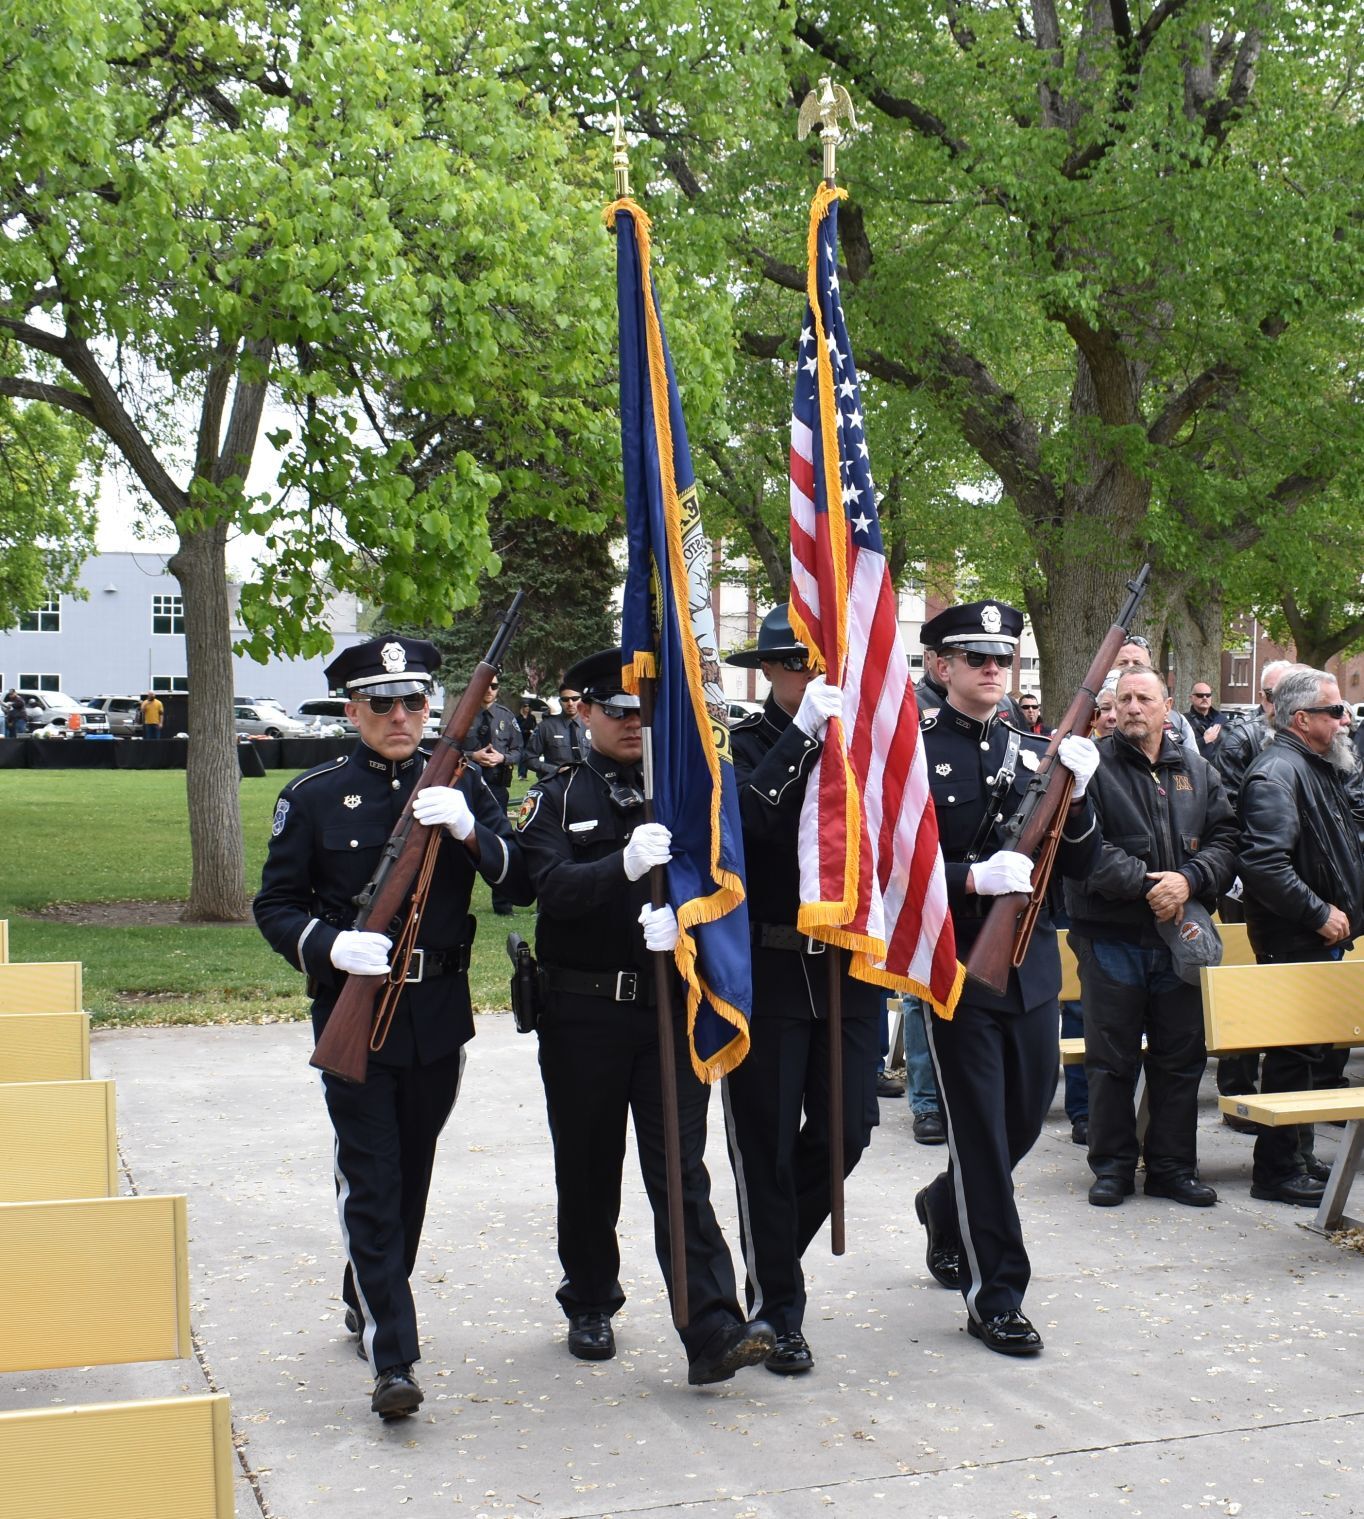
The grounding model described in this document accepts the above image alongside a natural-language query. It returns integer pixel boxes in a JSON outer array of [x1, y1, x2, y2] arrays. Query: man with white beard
[[1236, 666, 1364, 1206]]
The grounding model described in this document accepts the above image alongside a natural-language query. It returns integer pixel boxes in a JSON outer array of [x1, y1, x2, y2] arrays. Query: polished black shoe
[[765, 1330, 814, 1375], [1303, 1155, 1332, 1183], [1070, 1118, 1089, 1146], [1222, 1111, 1260, 1135], [1088, 1175, 1135, 1207], [371, 1364, 423, 1420], [876, 1071, 906, 1098], [344, 1305, 363, 1336], [566, 1311, 615, 1361], [913, 1111, 947, 1146], [1145, 1174, 1217, 1207], [914, 1186, 961, 1290], [687, 1318, 776, 1385], [1251, 1173, 1326, 1206], [967, 1309, 1043, 1356]]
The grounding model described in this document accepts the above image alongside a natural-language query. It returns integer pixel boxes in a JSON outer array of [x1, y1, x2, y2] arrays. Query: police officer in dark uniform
[[464, 674, 524, 914], [524, 680, 585, 778], [721, 605, 882, 1376], [254, 636, 529, 1419], [514, 648, 775, 1386], [913, 601, 1100, 1355]]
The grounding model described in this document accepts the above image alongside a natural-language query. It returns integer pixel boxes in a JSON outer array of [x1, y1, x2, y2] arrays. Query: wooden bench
[[0, 1010, 91, 1082], [0, 1079, 118, 1201], [0, 959, 83, 1012], [0, 1394, 235, 1519], [1202, 959, 1364, 1232], [0, 917, 8, 963], [0, 1195, 191, 1372]]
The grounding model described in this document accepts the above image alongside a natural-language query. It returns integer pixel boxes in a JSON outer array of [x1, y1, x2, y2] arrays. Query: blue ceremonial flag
[[607, 196, 751, 1081]]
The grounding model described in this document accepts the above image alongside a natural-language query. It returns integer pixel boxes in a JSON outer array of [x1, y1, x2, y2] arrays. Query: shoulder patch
[[271, 797, 290, 837], [515, 790, 543, 831]]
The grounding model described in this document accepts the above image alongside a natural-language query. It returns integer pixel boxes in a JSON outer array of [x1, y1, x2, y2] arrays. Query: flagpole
[[612, 107, 690, 1330], [798, 75, 858, 1258]]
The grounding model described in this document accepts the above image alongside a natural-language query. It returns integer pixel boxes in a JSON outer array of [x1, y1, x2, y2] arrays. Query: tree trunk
[[170, 518, 249, 921], [1162, 579, 1225, 708]]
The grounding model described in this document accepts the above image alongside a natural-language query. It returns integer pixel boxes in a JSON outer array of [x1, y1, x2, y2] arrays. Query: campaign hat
[[725, 604, 809, 669]]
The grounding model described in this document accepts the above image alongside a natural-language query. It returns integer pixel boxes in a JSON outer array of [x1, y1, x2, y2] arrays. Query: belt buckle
[[615, 970, 638, 1002], [804, 935, 826, 955], [405, 948, 425, 984]]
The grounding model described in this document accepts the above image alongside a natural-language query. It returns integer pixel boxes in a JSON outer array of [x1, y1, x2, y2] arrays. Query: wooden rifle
[[310, 592, 526, 1082], [964, 565, 1150, 996]]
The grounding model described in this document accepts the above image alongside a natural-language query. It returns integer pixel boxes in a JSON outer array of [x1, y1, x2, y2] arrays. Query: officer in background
[[254, 636, 528, 1420], [464, 673, 524, 914], [913, 601, 1100, 1356], [721, 605, 881, 1376], [524, 679, 585, 778], [515, 648, 775, 1386]]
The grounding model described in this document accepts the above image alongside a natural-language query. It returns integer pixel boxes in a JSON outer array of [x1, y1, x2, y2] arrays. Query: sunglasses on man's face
[[773, 653, 813, 673], [594, 701, 639, 721], [357, 693, 427, 715], [1301, 703, 1347, 719], [956, 650, 1014, 670], [1124, 635, 1151, 650]]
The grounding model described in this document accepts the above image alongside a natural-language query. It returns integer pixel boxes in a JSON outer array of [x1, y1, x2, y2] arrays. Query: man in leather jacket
[[1237, 666, 1364, 1206], [1064, 669, 1238, 1209]]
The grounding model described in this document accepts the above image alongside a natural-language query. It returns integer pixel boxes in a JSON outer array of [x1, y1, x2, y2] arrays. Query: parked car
[[233, 702, 311, 738], [726, 698, 764, 724], [83, 695, 145, 736], [18, 691, 112, 734], [294, 697, 358, 734]]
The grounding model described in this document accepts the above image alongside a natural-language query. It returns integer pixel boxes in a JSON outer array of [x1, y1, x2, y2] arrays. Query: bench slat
[[0, 1010, 91, 1082], [0, 1079, 117, 1201], [0, 960, 83, 1012], [1201, 960, 1364, 1050], [1220, 1089, 1364, 1126]]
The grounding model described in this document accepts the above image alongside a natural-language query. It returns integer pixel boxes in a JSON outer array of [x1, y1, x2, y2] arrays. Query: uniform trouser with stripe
[[537, 993, 744, 1359], [323, 1049, 464, 1373], [922, 995, 1057, 1322], [722, 1010, 881, 1336]]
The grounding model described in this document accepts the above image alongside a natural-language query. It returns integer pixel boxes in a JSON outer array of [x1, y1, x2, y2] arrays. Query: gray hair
[[1272, 667, 1333, 732], [1115, 666, 1169, 700]]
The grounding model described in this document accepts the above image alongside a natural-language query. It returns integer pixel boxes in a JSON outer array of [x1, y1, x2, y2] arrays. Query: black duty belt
[[542, 966, 657, 1005], [751, 923, 827, 954], [390, 945, 470, 984]]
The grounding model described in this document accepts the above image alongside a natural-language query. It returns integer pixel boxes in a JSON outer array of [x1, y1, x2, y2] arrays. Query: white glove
[[622, 822, 673, 882], [638, 903, 679, 953], [412, 784, 475, 841], [1056, 734, 1100, 798], [329, 930, 392, 976], [793, 676, 842, 740], [970, 850, 1035, 897]]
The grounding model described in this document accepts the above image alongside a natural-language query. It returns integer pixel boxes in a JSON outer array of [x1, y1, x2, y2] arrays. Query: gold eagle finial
[[797, 77, 859, 184]]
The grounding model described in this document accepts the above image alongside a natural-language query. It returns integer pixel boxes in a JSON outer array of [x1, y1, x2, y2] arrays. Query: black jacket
[[1064, 730, 1239, 946], [1238, 731, 1364, 957], [1212, 710, 1271, 810]]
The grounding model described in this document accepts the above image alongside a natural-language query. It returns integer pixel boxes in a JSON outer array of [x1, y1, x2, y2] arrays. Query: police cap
[[725, 604, 809, 669], [562, 648, 640, 710], [919, 600, 1023, 657], [324, 636, 441, 698]]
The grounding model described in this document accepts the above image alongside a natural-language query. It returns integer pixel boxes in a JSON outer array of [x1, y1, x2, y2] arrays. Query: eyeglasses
[[774, 653, 813, 673], [488, 682, 499, 690], [593, 701, 639, 721], [1300, 703, 1347, 718], [954, 650, 1014, 670], [356, 693, 427, 715], [1124, 635, 1151, 650]]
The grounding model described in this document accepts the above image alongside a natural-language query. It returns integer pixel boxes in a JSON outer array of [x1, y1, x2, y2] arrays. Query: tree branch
[[0, 375, 97, 424]]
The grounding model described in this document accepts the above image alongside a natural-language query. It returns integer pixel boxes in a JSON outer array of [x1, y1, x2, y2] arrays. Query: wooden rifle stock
[[964, 565, 1150, 996], [310, 593, 526, 1082]]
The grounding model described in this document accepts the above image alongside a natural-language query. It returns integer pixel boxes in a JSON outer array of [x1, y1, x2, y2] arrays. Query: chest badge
[[1020, 749, 1040, 772], [934, 762, 952, 777], [343, 794, 362, 809]]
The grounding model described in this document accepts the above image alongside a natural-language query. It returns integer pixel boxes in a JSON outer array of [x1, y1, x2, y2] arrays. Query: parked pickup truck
[[18, 691, 112, 734]]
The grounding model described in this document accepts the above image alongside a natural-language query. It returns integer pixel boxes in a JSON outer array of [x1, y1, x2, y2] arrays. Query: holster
[[506, 932, 543, 1033]]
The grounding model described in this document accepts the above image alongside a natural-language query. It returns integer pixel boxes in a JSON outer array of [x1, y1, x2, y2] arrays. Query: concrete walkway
[[5, 1017, 1361, 1518]]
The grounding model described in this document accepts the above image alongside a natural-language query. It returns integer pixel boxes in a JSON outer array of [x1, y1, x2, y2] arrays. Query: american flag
[[788, 187, 962, 1017]]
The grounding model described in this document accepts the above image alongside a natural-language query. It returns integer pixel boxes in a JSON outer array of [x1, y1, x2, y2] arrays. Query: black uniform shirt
[[525, 713, 585, 778], [254, 739, 528, 1064], [465, 700, 523, 782]]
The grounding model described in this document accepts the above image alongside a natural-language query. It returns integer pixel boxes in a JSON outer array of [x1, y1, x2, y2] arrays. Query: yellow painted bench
[[0, 959, 83, 1012], [0, 917, 8, 963], [1202, 959, 1364, 1232], [0, 1195, 191, 1372], [0, 1394, 234, 1519], [0, 1010, 91, 1082], [0, 1079, 118, 1201]]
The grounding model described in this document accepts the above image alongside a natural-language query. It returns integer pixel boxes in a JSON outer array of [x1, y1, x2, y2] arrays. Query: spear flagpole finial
[[797, 75, 860, 187], [612, 103, 631, 199]]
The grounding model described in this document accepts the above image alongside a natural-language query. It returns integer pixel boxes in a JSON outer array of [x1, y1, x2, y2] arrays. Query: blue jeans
[[899, 995, 940, 1117], [1060, 1001, 1088, 1121]]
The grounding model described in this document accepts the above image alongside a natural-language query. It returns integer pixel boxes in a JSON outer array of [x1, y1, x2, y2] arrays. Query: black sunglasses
[[1301, 703, 1347, 718], [773, 653, 813, 673], [593, 701, 639, 721], [955, 650, 1014, 670], [357, 693, 427, 715], [1192, 690, 1213, 698], [1019, 699, 1039, 708]]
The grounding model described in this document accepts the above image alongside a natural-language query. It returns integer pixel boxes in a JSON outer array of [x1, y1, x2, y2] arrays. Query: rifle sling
[[964, 729, 1023, 865]]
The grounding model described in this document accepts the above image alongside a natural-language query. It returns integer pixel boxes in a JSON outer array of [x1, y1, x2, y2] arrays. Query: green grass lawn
[[0, 770, 533, 1027]]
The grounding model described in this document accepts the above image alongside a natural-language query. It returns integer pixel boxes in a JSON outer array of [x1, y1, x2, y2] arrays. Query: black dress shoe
[[967, 1309, 1043, 1356], [1145, 1174, 1217, 1207], [1088, 1175, 1135, 1207], [1250, 1173, 1326, 1206], [1303, 1155, 1332, 1183], [344, 1305, 363, 1336], [1070, 1118, 1089, 1146], [371, 1364, 423, 1419], [765, 1330, 814, 1375], [913, 1111, 947, 1146], [1222, 1112, 1260, 1135], [687, 1318, 776, 1385], [876, 1071, 906, 1098], [914, 1186, 961, 1290], [566, 1311, 615, 1361]]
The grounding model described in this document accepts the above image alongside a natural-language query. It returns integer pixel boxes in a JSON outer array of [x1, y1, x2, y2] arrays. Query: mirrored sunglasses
[[357, 693, 427, 715], [595, 701, 639, 721], [775, 653, 813, 672]]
